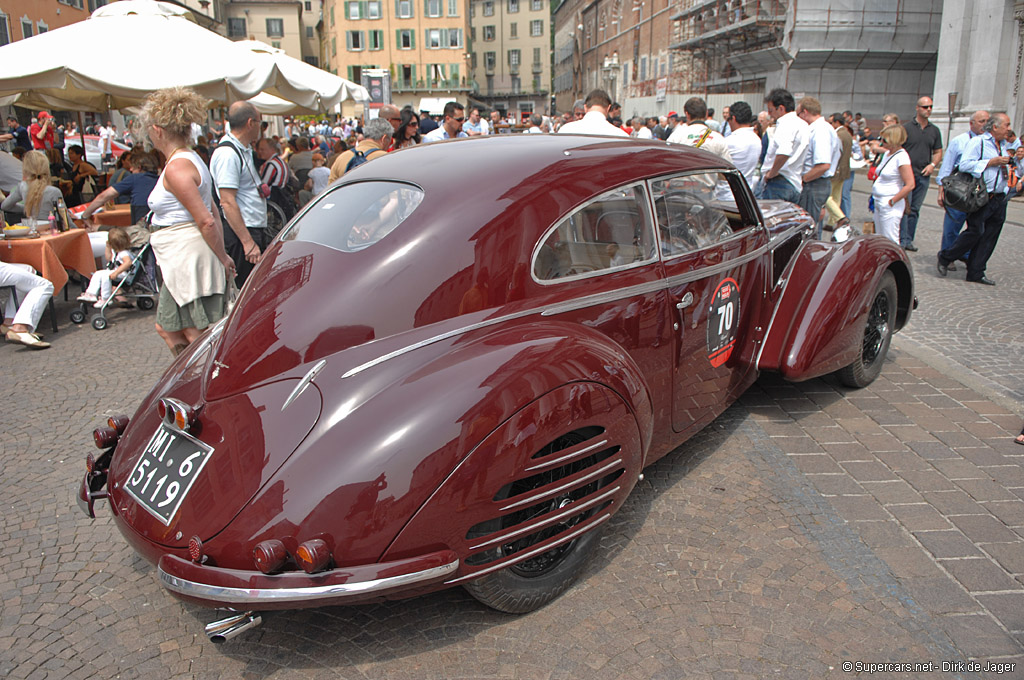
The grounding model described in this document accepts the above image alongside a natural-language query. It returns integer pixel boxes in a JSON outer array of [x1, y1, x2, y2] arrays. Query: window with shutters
[[426, 0, 442, 17], [347, 30, 365, 50], [530, 19, 542, 36], [510, 22, 517, 37], [531, 0, 542, 9], [508, 48, 520, 66], [368, 1, 382, 18], [227, 17, 247, 37], [507, 0, 518, 12], [483, 25, 494, 40], [533, 47, 541, 63], [305, 0, 312, 9], [397, 0, 414, 17], [429, 64, 446, 83], [398, 29, 414, 48], [484, 51, 496, 70], [348, 1, 361, 19], [448, 0, 458, 16], [266, 18, 284, 37], [369, 30, 384, 50], [448, 28, 462, 48], [483, 1, 493, 16], [427, 28, 441, 48]]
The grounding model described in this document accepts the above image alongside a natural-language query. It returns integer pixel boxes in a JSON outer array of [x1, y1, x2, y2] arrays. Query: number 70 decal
[[707, 278, 740, 368]]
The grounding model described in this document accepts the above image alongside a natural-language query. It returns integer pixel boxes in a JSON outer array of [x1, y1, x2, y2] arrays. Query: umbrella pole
[[78, 110, 86, 153]]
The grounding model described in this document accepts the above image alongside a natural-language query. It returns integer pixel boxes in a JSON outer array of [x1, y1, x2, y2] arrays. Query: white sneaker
[[78, 293, 97, 302], [94, 298, 108, 308]]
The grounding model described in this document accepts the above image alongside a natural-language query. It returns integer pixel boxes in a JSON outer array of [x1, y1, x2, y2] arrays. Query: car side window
[[651, 172, 751, 258], [534, 183, 656, 282]]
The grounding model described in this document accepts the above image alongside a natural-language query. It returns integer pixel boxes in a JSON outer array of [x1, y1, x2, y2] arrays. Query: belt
[[989, 192, 1006, 199]]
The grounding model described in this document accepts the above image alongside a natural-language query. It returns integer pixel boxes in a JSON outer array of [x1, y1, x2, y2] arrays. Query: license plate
[[124, 424, 214, 526]]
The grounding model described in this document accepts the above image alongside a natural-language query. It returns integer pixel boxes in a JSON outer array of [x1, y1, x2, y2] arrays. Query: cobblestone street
[[2, 189, 1024, 679]]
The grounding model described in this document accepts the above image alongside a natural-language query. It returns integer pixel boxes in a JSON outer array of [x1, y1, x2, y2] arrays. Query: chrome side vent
[[465, 427, 625, 568]]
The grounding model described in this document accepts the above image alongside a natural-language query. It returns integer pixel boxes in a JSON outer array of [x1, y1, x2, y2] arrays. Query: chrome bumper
[[157, 550, 459, 607]]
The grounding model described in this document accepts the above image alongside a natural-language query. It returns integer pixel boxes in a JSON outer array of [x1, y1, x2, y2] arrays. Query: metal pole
[[947, 90, 958, 146]]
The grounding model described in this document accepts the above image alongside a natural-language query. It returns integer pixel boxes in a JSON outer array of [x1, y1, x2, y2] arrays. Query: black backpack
[[345, 149, 370, 173]]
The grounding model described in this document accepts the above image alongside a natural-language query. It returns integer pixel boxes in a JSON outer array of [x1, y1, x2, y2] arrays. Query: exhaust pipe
[[205, 612, 262, 643]]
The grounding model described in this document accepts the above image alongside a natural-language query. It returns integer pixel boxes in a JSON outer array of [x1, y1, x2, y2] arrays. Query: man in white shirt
[[423, 102, 469, 142], [667, 97, 732, 163], [758, 88, 809, 203], [463, 108, 489, 136], [99, 121, 115, 163], [557, 90, 629, 137], [796, 96, 840, 236], [525, 113, 544, 134], [723, 102, 761, 189], [210, 101, 267, 286], [633, 117, 653, 139]]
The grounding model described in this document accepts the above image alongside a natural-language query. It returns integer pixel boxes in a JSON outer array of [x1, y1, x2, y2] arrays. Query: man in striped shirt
[[257, 137, 295, 217]]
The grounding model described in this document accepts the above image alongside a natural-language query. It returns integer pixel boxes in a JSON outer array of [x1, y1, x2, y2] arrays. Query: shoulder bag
[[942, 140, 990, 213]]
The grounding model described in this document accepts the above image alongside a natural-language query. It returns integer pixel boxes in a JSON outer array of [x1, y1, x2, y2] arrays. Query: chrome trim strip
[[158, 559, 459, 605], [767, 223, 809, 250], [445, 513, 612, 585], [342, 243, 767, 379], [523, 438, 610, 472], [469, 485, 621, 551], [499, 458, 624, 512], [282, 359, 327, 412]]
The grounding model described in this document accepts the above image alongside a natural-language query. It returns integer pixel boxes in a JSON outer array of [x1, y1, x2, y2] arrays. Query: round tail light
[[157, 398, 168, 420], [253, 540, 288, 574], [188, 536, 203, 563], [107, 414, 130, 434], [93, 426, 119, 449], [295, 539, 331, 574], [86, 452, 96, 474]]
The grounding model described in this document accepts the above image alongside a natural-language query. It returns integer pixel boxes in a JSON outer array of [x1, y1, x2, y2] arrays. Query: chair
[[1, 284, 58, 335]]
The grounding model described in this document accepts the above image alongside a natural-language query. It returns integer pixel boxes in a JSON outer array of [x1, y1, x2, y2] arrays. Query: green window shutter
[[361, 30, 367, 48], [345, 31, 352, 49], [441, 28, 448, 47], [424, 0, 429, 15], [450, 64, 459, 80], [344, 2, 350, 19], [396, 28, 401, 46], [347, 66, 354, 80], [394, 0, 401, 15], [410, 30, 415, 47], [361, 1, 368, 18], [424, 28, 430, 47]]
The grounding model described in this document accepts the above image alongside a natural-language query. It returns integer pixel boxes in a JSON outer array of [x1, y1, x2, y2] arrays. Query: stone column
[[1013, 2, 1024, 126]]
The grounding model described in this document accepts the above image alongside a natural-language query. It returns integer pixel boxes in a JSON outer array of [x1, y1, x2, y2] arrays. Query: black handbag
[[942, 142, 990, 213]]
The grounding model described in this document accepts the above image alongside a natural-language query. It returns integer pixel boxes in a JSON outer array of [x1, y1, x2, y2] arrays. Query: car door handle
[[675, 292, 694, 310]]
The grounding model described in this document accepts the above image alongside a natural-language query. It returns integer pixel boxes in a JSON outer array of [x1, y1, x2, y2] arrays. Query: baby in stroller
[[78, 227, 132, 308]]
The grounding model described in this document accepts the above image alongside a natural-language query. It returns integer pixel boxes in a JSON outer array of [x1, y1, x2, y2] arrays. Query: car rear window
[[280, 181, 424, 252]]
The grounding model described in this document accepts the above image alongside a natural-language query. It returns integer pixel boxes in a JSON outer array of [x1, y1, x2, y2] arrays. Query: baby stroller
[[71, 225, 160, 330]]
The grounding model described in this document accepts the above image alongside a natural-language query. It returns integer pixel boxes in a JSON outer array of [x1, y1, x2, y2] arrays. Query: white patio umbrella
[[0, 1, 276, 111], [234, 40, 369, 114]]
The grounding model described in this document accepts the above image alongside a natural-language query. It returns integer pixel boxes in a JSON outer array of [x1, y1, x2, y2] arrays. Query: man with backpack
[[328, 117, 392, 183], [210, 101, 267, 286]]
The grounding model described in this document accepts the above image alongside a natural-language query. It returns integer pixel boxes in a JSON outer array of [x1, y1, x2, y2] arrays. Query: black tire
[[837, 270, 897, 388], [70, 309, 86, 324], [91, 315, 108, 331], [263, 200, 288, 242], [463, 525, 603, 614], [137, 296, 155, 311]]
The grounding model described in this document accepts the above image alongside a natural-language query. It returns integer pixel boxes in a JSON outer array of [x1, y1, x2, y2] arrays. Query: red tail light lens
[[253, 540, 288, 574], [86, 453, 96, 473], [295, 539, 331, 574], [188, 536, 203, 563], [93, 426, 119, 449], [107, 414, 130, 434], [157, 399, 167, 420]]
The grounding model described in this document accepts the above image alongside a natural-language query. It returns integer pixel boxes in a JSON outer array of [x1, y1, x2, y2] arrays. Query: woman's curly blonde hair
[[139, 86, 209, 142]]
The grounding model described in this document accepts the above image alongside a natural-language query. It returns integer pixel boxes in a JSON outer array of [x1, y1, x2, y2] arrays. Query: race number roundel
[[707, 278, 740, 368]]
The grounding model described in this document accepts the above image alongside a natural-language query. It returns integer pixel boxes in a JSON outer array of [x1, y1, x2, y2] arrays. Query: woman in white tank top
[[141, 87, 235, 356], [870, 124, 914, 245]]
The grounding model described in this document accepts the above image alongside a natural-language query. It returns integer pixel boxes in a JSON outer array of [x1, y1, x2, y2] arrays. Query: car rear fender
[[758, 236, 913, 382], [204, 319, 653, 570]]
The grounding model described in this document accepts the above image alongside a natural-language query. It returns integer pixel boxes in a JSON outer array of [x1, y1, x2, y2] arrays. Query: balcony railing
[[392, 78, 471, 92]]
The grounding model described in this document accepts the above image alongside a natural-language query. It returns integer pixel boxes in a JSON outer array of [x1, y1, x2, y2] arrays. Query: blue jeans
[[758, 175, 801, 203], [841, 173, 854, 218], [899, 175, 930, 246], [940, 205, 968, 252], [798, 177, 832, 238]]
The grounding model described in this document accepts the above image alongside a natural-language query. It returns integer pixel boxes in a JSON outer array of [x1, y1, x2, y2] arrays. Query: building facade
[[467, 0, 551, 120], [0, 0, 93, 44], [224, 0, 307, 58], [319, 0, 471, 113]]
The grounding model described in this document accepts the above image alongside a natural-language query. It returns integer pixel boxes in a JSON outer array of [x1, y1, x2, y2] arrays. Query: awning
[[726, 46, 792, 75], [417, 97, 457, 116]]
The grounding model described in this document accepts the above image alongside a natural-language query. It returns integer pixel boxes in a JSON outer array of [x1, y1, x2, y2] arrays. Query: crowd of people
[[2, 84, 1022, 353]]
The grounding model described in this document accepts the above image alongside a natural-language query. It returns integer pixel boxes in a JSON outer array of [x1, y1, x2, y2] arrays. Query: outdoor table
[[72, 204, 132, 229], [0, 229, 96, 295]]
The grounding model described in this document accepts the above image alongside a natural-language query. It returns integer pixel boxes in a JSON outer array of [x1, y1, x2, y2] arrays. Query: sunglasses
[[918, 105, 933, 109], [453, 116, 465, 122]]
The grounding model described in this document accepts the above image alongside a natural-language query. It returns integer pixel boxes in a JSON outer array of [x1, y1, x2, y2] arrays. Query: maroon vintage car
[[79, 135, 914, 640]]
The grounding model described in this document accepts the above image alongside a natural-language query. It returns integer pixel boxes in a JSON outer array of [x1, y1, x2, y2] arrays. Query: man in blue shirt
[[1, 116, 32, 152], [936, 110, 989, 259], [937, 113, 1014, 285], [422, 102, 468, 143]]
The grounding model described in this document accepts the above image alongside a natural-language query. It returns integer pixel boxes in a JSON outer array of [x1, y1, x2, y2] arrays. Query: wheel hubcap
[[863, 290, 890, 364]]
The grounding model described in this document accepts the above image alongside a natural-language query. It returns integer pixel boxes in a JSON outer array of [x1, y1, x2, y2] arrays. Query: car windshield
[[280, 181, 424, 252]]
